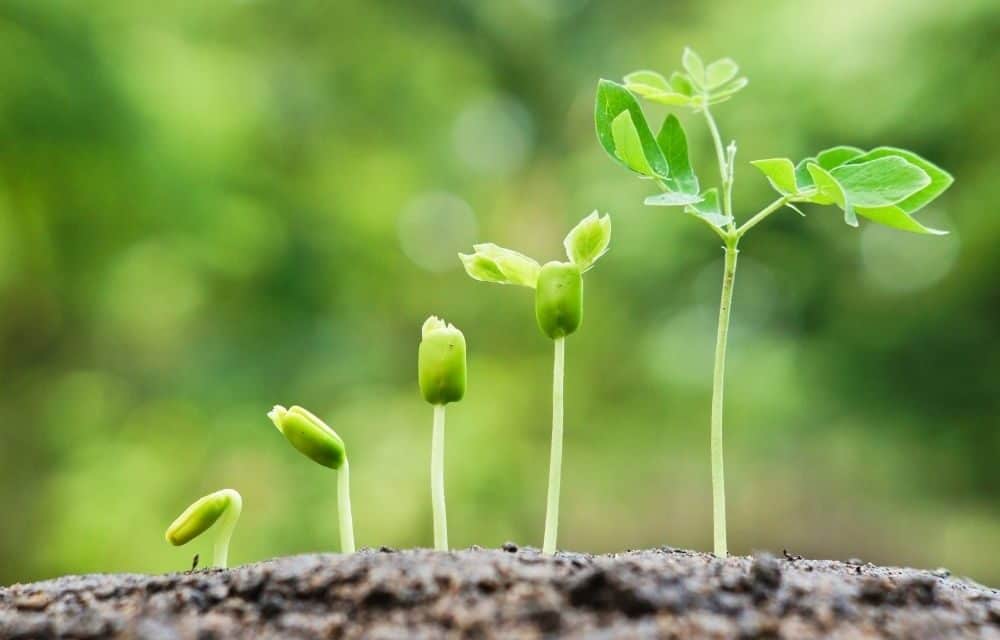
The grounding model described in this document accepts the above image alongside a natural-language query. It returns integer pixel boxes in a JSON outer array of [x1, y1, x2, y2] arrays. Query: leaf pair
[[459, 212, 611, 286], [751, 147, 953, 234], [622, 48, 748, 108]]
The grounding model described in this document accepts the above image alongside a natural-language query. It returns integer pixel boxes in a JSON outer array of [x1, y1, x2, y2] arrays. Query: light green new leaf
[[595, 79, 669, 178], [750, 158, 798, 195], [611, 111, 655, 175], [564, 211, 612, 272], [645, 191, 704, 206], [806, 162, 857, 226], [623, 70, 671, 92], [706, 58, 739, 88], [846, 147, 953, 214], [459, 252, 508, 284], [816, 145, 864, 170], [684, 188, 733, 230], [855, 204, 947, 235], [795, 157, 817, 190], [638, 90, 694, 106], [670, 72, 695, 96], [682, 48, 705, 87], [708, 77, 748, 104], [624, 70, 691, 105], [472, 243, 541, 287], [657, 114, 699, 195], [831, 156, 931, 208]]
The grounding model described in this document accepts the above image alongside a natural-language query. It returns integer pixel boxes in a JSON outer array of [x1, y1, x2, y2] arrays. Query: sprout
[[267, 405, 355, 553], [418, 315, 467, 550], [165, 488, 242, 569], [460, 211, 611, 554]]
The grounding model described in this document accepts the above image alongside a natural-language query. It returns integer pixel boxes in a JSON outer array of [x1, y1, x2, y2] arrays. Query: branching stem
[[543, 336, 566, 555], [431, 404, 448, 550]]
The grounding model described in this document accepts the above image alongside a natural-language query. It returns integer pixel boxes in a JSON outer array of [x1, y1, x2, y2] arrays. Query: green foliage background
[[1, 0, 997, 584]]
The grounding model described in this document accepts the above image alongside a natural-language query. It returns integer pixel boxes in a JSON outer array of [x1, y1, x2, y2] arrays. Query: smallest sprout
[[165, 488, 242, 569]]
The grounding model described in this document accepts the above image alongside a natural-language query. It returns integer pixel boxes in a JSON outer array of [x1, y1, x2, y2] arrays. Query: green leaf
[[684, 188, 733, 229], [831, 156, 931, 208], [855, 205, 947, 235], [472, 243, 541, 287], [611, 111, 655, 175], [682, 47, 705, 87], [638, 90, 694, 106], [670, 72, 694, 96], [564, 211, 612, 272], [657, 114, 699, 194], [816, 145, 864, 170], [707, 77, 748, 104], [595, 79, 669, 178], [750, 158, 798, 195], [806, 162, 857, 226], [795, 157, 817, 189], [846, 147, 953, 214], [623, 70, 671, 92], [645, 191, 704, 207], [705, 58, 739, 88], [459, 252, 508, 285]]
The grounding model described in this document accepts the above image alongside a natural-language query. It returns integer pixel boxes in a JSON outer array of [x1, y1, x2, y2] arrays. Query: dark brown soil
[[1, 546, 997, 639]]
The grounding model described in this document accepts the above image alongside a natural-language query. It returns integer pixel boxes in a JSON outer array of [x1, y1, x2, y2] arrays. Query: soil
[[1, 546, 997, 639]]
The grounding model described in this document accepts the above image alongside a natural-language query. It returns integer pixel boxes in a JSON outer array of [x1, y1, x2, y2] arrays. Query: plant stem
[[703, 107, 735, 233], [212, 489, 242, 568], [431, 404, 448, 551], [543, 336, 566, 555], [736, 196, 790, 237], [338, 460, 356, 553], [710, 239, 739, 557]]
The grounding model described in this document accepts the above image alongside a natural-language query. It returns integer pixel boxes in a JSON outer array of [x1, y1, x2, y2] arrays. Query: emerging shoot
[[418, 315, 467, 550], [165, 488, 243, 569], [460, 211, 611, 554], [595, 48, 954, 556], [267, 405, 355, 553]]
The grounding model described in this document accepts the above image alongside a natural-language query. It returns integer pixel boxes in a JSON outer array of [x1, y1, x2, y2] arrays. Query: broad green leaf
[[563, 211, 611, 272], [807, 162, 857, 226], [750, 158, 798, 194], [459, 252, 507, 284], [684, 188, 733, 229], [623, 70, 671, 92], [645, 191, 703, 206], [795, 157, 817, 189], [473, 243, 541, 287], [670, 72, 695, 96], [595, 79, 669, 177], [657, 114, 699, 194], [816, 145, 864, 170], [611, 111, 655, 175], [705, 58, 739, 88], [855, 205, 947, 235], [846, 147, 953, 214], [682, 48, 705, 87], [831, 156, 931, 208], [708, 77, 748, 104]]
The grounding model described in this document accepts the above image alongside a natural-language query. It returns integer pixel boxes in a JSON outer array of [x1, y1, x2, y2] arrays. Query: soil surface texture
[[1, 546, 997, 639]]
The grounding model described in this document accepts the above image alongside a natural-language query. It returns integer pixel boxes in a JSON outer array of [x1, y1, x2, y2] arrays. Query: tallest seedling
[[461, 212, 611, 554], [595, 48, 954, 556]]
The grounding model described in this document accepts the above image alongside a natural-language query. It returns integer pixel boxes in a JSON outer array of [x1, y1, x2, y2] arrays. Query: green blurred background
[[1, 0, 998, 586]]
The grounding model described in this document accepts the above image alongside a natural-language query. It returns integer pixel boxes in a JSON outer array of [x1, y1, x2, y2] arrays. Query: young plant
[[267, 405, 355, 553], [165, 488, 243, 569], [418, 316, 467, 551], [595, 48, 954, 556], [460, 211, 611, 554]]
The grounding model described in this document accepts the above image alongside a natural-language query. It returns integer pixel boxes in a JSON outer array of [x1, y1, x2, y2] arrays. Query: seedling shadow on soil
[[1, 546, 996, 639]]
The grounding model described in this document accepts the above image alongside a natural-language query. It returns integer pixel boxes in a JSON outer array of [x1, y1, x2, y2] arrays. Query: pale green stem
[[710, 239, 739, 557], [736, 196, 790, 237], [212, 489, 242, 568], [703, 107, 735, 233], [431, 404, 448, 550], [338, 460, 356, 553], [543, 336, 566, 555]]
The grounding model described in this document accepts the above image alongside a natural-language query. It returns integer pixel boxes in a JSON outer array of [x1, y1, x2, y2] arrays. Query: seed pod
[[165, 489, 241, 546], [418, 316, 467, 405], [268, 405, 346, 470], [535, 261, 583, 339]]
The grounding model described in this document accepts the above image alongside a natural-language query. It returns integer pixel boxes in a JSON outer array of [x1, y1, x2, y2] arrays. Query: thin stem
[[703, 107, 735, 233], [431, 404, 448, 551], [710, 240, 739, 557], [543, 336, 566, 555], [338, 460, 356, 553], [736, 196, 790, 237], [212, 490, 242, 568]]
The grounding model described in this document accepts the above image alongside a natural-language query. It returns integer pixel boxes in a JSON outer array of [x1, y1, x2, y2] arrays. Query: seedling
[[460, 212, 611, 554], [418, 315, 467, 551], [165, 488, 243, 569], [267, 405, 356, 553], [595, 48, 953, 556]]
